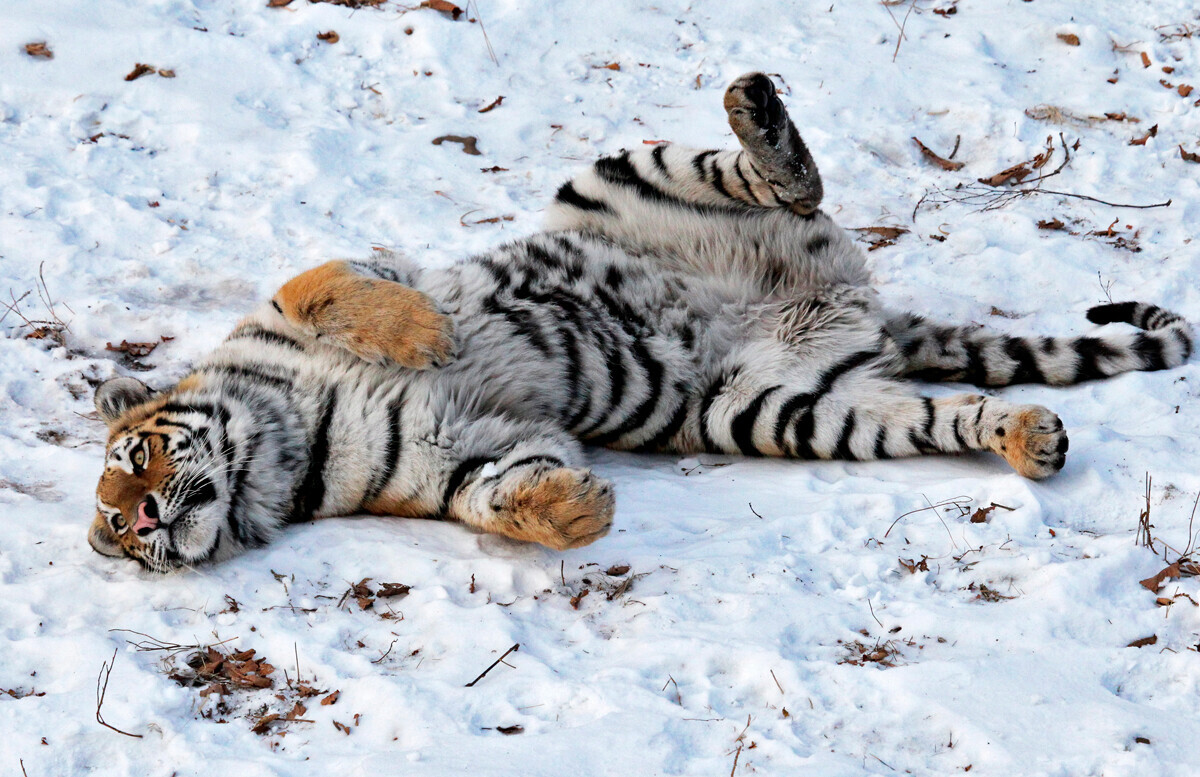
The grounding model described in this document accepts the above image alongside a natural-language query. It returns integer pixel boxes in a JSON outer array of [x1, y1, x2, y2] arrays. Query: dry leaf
[[317, 31, 340, 44], [1179, 85, 1194, 98], [333, 720, 352, 735], [24, 42, 53, 59], [1037, 218, 1065, 230], [1181, 146, 1200, 164], [594, 62, 621, 71], [251, 714, 282, 735], [1056, 32, 1080, 46], [377, 582, 411, 598], [1140, 51, 1151, 68], [1139, 561, 1200, 591], [105, 340, 160, 358], [1129, 124, 1158, 146], [854, 226, 909, 240], [1163, 66, 1176, 74], [570, 589, 589, 609], [157, 68, 176, 78], [478, 95, 504, 113], [124, 64, 156, 82], [606, 564, 630, 576], [496, 725, 524, 735], [479, 166, 508, 173], [1156, 597, 1173, 606], [432, 135, 480, 155], [912, 136, 964, 171], [419, 0, 463, 19], [267, 0, 295, 6], [979, 161, 1032, 186], [1126, 635, 1157, 648], [899, 557, 929, 574], [321, 690, 340, 706]]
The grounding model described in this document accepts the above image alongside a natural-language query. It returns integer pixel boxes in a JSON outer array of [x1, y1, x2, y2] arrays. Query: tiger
[[88, 72, 1194, 572]]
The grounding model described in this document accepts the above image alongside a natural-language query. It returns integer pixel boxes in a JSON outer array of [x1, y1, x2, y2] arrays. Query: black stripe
[[1172, 327, 1193, 360], [204, 364, 293, 392], [709, 160, 735, 201], [1073, 337, 1118, 382], [692, 150, 717, 180], [294, 389, 337, 520], [594, 152, 748, 215], [502, 455, 565, 473], [651, 144, 671, 178], [730, 385, 783, 455], [962, 339, 988, 386], [814, 350, 878, 395], [1002, 338, 1046, 385], [791, 407, 817, 458], [1132, 332, 1167, 371], [157, 402, 232, 427], [635, 392, 690, 453], [805, 235, 831, 254], [228, 325, 304, 352], [873, 425, 889, 459], [555, 181, 613, 213], [834, 410, 858, 461], [697, 370, 737, 453], [362, 389, 407, 504], [586, 341, 666, 447], [732, 154, 762, 205], [483, 294, 554, 356], [951, 415, 970, 451], [441, 456, 491, 514], [774, 392, 815, 450]]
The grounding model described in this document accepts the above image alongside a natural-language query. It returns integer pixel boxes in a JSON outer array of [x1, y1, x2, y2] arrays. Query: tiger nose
[[134, 496, 160, 536]]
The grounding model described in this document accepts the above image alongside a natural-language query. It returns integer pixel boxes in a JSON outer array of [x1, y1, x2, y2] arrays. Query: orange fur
[[274, 261, 454, 369], [486, 468, 615, 550]]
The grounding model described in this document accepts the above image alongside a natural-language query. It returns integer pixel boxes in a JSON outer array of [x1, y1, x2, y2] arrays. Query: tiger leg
[[437, 416, 615, 550], [886, 301, 1193, 386], [271, 259, 455, 369], [692, 362, 1068, 479]]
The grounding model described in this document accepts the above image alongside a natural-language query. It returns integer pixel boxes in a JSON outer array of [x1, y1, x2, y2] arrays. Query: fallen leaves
[[1179, 85, 1195, 98], [593, 62, 621, 71], [1139, 561, 1200, 593], [24, 42, 53, 60], [105, 339, 163, 358], [320, 690, 340, 706], [1127, 634, 1158, 648], [1141, 51, 1152, 69], [419, 0, 463, 19], [125, 64, 175, 82], [1181, 146, 1200, 164], [317, 31, 339, 44], [1056, 32, 1081, 46], [898, 557, 930, 574], [969, 502, 1014, 523], [853, 226, 909, 251], [432, 134, 481, 155], [967, 583, 1015, 603], [1037, 217, 1065, 230], [1129, 124, 1158, 146], [912, 136, 964, 171], [1024, 105, 1140, 126], [337, 578, 410, 611], [478, 95, 504, 113]]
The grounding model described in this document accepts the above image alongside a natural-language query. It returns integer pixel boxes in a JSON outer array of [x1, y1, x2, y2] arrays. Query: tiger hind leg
[[690, 360, 1068, 479]]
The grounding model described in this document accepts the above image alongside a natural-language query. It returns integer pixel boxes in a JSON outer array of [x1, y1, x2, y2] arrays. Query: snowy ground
[[3, 1, 1200, 775]]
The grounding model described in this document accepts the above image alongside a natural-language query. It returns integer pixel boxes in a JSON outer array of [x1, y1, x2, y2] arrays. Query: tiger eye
[[133, 449, 146, 467]]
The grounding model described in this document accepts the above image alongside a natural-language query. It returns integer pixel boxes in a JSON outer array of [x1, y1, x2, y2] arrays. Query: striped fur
[[89, 73, 1193, 571]]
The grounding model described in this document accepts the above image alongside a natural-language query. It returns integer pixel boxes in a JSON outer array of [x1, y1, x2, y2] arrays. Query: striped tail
[[891, 302, 1193, 387]]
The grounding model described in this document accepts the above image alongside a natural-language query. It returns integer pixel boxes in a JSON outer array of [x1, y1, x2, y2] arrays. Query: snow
[[2, 1, 1200, 775]]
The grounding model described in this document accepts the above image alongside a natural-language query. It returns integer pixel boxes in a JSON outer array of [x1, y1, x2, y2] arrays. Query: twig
[[748, 502, 764, 519], [465, 643, 519, 687], [560, 559, 565, 587], [109, 629, 237, 655], [372, 638, 398, 664], [468, 1, 499, 66], [883, 0, 918, 63], [884, 495, 973, 538], [1136, 473, 1153, 552], [770, 669, 784, 694], [662, 675, 682, 705], [867, 599, 884, 629], [96, 649, 142, 738], [21, 760, 28, 777]]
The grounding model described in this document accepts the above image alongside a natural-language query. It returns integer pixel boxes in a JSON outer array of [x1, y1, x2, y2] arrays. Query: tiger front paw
[[989, 405, 1069, 480], [490, 466, 615, 551]]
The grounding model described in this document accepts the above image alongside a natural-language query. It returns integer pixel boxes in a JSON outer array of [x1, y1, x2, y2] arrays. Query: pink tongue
[[134, 501, 158, 534]]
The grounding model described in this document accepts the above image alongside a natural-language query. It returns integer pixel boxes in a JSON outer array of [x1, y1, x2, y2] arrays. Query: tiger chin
[[89, 72, 1193, 572]]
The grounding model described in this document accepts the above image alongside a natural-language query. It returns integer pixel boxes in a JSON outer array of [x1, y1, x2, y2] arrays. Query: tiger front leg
[[272, 260, 455, 369]]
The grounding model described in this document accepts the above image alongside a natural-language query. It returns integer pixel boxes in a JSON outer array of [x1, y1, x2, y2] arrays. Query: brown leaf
[[1037, 218, 1065, 230], [1156, 597, 1173, 606], [1139, 561, 1200, 591], [912, 137, 964, 171], [1056, 33, 1081, 46], [124, 64, 156, 82], [267, 0, 295, 6], [1126, 635, 1157, 648], [594, 62, 621, 71], [24, 42, 53, 59], [854, 226, 909, 240], [377, 582, 411, 598], [496, 724, 524, 735], [157, 69, 176, 78], [432, 135, 481, 155], [285, 701, 308, 721], [478, 96, 504, 113], [1181, 146, 1200, 164], [251, 714, 282, 734], [1140, 51, 1151, 68], [1160, 79, 1175, 89], [419, 0, 463, 19], [606, 564, 631, 576], [1163, 66, 1176, 74], [105, 340, 159, 358], [899, 557, 929, 574], [480, 166, 508, 173], [1179, 85, 1194, 98], [570, 589, 589, 609], [1128, 124, 1158, 146], [333, 720, 352, 735], [317, 31, 340, 44], [321, 690, 341, 706]]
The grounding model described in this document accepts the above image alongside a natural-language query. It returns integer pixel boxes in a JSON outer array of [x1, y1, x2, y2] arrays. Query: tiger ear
[[95, 377, 155, 424]]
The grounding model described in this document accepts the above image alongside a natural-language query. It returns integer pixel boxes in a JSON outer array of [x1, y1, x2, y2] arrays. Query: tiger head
[[89, 376, 230, 573]]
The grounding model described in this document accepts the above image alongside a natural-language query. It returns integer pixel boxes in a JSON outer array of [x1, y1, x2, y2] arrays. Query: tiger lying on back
[[89, 73, 1193, 572]]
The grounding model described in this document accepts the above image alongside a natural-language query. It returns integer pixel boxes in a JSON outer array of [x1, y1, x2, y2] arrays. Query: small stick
[[748, 503, 763, 519], [867, 599, 884, 629], [372, 638, 398, 664], [465, 643, 519, 687], [730, 743, 743, 777], [96, 649, 142, 738], [770, 669, 784, 694], [560, 559, 565, 587]]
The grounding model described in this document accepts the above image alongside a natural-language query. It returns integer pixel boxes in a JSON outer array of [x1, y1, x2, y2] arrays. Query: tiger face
[[89, 377, 229, 573]]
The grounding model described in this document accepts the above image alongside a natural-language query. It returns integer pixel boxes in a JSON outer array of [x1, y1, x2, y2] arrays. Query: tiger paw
[[490, 466, 615, 551], [274, 261, 455, 370], [723, 72, 823, 213], [989, 405, 1069, 480]]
